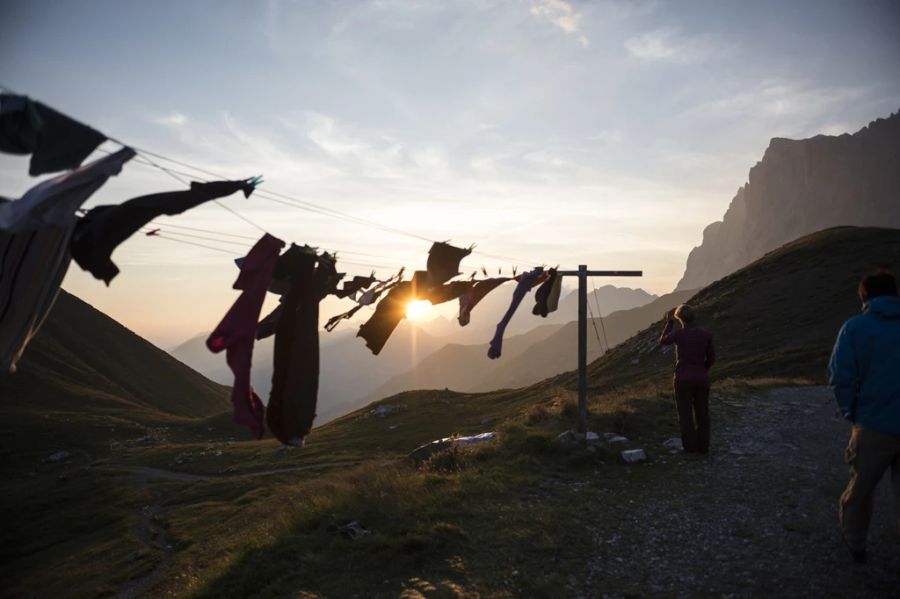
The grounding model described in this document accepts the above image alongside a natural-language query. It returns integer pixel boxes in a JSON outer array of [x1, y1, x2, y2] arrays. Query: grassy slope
[[567, 226, 900, 393], [0, 291, 236, 598], [4, 226, 899, 597]]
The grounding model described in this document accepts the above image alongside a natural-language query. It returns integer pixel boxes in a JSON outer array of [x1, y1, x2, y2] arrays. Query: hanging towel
[[267, 247, 337, 445], [0, 94, 107, 176], [71, 179, 257, 285], [458, 277, 511, 326], [0, 147, 135, 373], [532, 267, 561, 317], [426, 241, 471, 285], [487, 267, 544, 359], [207, 233, 284, 438]]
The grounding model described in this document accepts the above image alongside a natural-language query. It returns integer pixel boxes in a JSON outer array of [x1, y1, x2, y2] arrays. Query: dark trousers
[[839, 425, 900, 551], [674, 380, 710, 453]]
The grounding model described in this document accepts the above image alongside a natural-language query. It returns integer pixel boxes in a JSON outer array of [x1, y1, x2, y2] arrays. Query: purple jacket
[[659, 321, 715, 383]]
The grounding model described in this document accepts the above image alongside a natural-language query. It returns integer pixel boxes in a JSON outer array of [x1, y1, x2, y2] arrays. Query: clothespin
[[145, 228, 160, 236], [512, 266, 518, 276], [481, 266, 488, 277], [247, 175, 264, 187]]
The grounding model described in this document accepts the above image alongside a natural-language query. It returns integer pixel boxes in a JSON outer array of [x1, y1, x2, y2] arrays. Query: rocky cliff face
[[676, 111, 900, 290]]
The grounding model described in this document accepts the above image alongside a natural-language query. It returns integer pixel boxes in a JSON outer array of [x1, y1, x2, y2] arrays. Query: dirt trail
[[568, 386, 899, 597]]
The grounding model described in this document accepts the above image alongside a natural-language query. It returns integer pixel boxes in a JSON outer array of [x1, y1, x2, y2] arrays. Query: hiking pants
[[674, 380, 710, 453], [839, 425, 900, 551]]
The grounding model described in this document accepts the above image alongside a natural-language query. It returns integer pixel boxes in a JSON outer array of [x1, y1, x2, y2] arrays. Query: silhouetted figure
[[659, 304, 716, 454], [828, 269, 900, 565]]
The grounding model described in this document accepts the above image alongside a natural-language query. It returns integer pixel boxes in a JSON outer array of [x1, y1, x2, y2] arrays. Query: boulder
[[621, 449, 647, 463]]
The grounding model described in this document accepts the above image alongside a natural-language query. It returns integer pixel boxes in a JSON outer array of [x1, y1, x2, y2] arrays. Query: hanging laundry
[[0, 94, 107, 176], [487, 267, 545, 359], [0, 147, 135, 373], [532, 267, 561, 317], [324, 269, 405, 332], [357, 271, 430, 355], [324, 303, 364, 332], [423, 280, 476, 306], [334, 273, 377, 299], [267, 246, 337, 445], [426, 241, 471, 285], [206, 233, 285, 439], [71, 179, 258, 285], [458, 277, 511, 326], [255, 302, 282, 340]]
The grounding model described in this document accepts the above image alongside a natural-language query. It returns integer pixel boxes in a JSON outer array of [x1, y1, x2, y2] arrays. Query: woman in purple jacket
[[659, 304, 716, 454]]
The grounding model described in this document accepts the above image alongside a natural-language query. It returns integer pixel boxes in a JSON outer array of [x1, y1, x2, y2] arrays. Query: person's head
[[674, 304, 695, 326], [858, 269, 898, 303]]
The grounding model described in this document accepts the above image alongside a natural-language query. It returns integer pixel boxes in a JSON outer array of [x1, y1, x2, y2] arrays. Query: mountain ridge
[[677, 111, 900, 291]]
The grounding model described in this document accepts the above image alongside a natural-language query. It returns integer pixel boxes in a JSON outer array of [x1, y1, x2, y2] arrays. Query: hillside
[[4, 226, 899, 597], [373, 288, 694, 398], [584, 226, 900, 391], [677, 112, 900, 290], [0, 290, 231, 461]]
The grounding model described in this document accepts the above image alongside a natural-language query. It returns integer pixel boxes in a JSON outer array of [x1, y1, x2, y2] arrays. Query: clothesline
[[0, 86, 621, 451], [97, 145, 530, 274], [0, 81, 540, 270]]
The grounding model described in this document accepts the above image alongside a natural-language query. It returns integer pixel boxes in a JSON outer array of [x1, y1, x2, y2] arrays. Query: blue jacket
[[828, 296, 900, 435]]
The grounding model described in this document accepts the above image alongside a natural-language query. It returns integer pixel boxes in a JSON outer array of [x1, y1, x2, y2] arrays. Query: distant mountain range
[[677, 111, 900, 291], [370, 288, 694, 399], [168, 284, 659, 424]]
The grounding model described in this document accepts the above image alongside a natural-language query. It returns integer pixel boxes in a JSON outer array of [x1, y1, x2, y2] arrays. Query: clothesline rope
[[590, 277, 611, 352], [0, 82, 544, 269]]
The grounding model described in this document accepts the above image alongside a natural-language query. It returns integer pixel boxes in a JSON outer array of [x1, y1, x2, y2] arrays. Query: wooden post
[[577, 264, 588, 433], [557, 268, 642, 434]]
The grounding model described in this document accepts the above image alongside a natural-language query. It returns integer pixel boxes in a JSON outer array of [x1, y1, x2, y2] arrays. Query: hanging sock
[[487, 267, 544, 359], [0, 147, 135, 374], [207, 233, 284, 439], [267, 247, 336, 445], [71, 179, 258, 285], [0, 94, 107, 176], [532, 267, 561, 317], [426, 241, 471, 285], [457, 277, 511, 326]]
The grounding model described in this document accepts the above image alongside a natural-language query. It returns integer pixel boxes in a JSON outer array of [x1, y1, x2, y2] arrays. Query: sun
[[406, 299, 433, 321]]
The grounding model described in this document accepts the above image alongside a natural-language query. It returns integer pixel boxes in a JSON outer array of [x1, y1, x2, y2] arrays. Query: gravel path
[[572, 386, 899, 598]]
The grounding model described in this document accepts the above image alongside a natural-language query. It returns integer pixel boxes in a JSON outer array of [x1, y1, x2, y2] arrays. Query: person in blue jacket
[[828, 269, 900, 564]]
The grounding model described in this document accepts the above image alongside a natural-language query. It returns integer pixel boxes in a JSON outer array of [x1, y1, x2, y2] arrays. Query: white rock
[[371, 404, 400, 417], [586, 432, 600, 443], [43, 450, 71, 463], [604, 433, 628, 444], [663, 438, 683, 451], [621, 449, 647, 463], [556, 430, 578, 445]]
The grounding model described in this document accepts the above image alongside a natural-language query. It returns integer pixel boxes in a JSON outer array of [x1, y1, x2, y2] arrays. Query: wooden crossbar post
[[557, 268, 642, 433]]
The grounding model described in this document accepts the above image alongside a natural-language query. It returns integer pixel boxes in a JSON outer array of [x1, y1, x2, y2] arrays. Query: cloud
[[687, 79, 868, 126], [530, 0, 589, 47], [624, 27, 718, 64], [153, 112, 188, 127]]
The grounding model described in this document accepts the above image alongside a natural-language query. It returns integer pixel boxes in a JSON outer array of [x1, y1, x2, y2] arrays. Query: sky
[[1, 0, 899, 347]]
